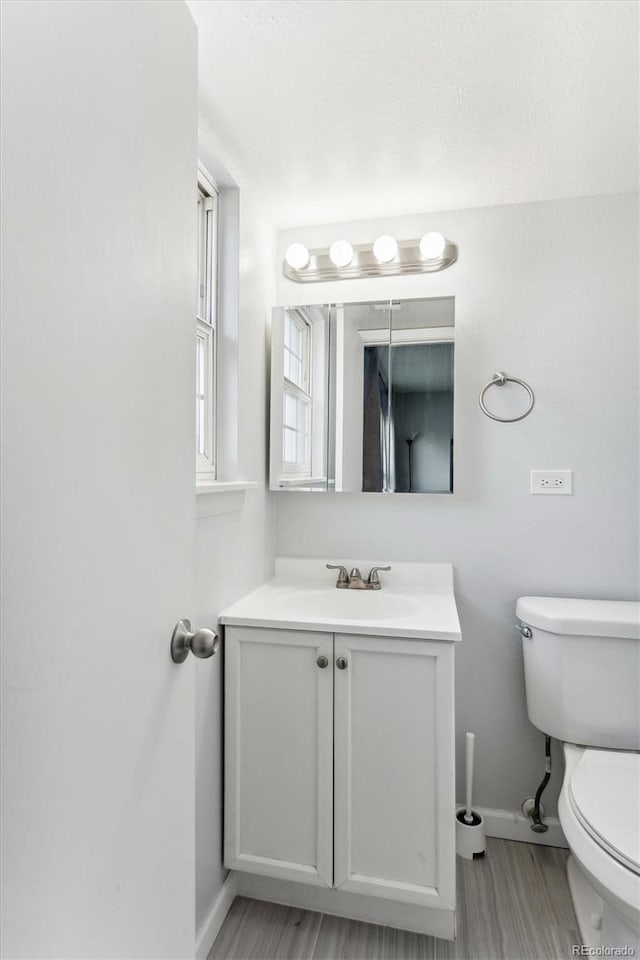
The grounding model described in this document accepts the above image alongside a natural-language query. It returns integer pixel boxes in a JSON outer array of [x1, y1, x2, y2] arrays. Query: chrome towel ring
[[479, 371, 535, 422]]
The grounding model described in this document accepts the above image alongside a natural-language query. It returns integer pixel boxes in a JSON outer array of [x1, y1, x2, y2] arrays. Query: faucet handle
[[326, 564, 350, 588], [367, 565, 391, 588]]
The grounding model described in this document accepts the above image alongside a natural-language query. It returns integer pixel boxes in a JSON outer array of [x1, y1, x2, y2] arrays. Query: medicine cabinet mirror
[[270, 297, 454, 494]]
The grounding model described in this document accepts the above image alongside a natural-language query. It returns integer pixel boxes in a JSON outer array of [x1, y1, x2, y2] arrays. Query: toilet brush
[[456, 732, 486, 859]]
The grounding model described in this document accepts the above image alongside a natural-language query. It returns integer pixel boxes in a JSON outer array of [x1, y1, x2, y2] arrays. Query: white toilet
[[517, 596, 640, 953]]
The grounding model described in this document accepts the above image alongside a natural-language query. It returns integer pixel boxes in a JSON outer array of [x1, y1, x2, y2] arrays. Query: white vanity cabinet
[[333, 633, 455, 909], [223, 626, 455, 921], [224, 627, 334, 887]]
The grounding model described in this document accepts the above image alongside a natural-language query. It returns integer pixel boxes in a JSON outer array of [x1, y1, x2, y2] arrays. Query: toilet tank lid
[[516, 597, 640, 639]]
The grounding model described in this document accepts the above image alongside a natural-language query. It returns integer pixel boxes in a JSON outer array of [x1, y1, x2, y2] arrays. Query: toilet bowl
[[559, 743, 639, 951], [516, 596, 640, 954]]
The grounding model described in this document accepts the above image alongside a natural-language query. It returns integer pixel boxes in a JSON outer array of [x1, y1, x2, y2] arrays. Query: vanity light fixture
[[372, 234, 398, 263], [419, 231, 446, 260], [329, 240, 354, 268], [283, 232, 457, 283], [285, 242, 310, 270]]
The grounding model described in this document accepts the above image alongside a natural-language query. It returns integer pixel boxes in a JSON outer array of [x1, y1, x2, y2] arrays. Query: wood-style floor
[[208, 839, 579, 960]]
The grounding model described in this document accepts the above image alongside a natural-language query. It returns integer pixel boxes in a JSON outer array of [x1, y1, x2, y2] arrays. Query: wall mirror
[[270, 297, 454, 493]]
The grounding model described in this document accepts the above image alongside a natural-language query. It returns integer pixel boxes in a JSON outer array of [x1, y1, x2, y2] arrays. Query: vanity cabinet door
[[333, 635, 455, 909], [224, 626, 333, 886]]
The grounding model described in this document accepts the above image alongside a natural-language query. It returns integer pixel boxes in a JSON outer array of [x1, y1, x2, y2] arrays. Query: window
[[196, 166, 218, 481], [282, 309, 312, 476]]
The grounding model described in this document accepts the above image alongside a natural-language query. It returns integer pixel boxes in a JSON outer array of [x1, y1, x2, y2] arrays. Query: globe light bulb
[[329, 240, 354, 268], [372, 235, 398, 263], [419, 232, 446, 260], [285, 243, 310, 270]]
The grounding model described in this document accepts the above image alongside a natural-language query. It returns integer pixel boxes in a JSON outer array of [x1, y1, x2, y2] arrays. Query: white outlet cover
[[530, 469, 573, 495]]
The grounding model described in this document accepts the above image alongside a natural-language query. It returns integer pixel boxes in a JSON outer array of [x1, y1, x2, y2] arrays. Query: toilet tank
[[516, 597, 640, 750]]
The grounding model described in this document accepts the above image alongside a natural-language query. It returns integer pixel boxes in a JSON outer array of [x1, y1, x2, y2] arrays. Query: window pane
[[283, 312, 309, 391], [204, 204, 216, 327], [197, 193, 206, 320], [196, 173, 219, 479], [296, 429, 305, 465], [281, 312, 312, 476], [197, 398, 205, 455], [284, 391, 297, 428], [196, 337, 205, 455], [290, 324, 300, 358], [197, 335, 205, 388], [283, 427, 297, 463], [297, 396, 307, 431]]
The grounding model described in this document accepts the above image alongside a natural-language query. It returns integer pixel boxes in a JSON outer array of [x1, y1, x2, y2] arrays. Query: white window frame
[[196, 164, 218, 482], [282, 308, 312, 477]]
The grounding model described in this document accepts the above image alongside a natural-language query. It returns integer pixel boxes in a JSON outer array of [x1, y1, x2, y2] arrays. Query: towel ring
[[479, 371, 535, 423]]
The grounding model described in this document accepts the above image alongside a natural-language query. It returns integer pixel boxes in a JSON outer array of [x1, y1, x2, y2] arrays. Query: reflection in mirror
[[270, 304, 331, 490], [364, 341, 454, 492], [333, 301, 391, 493], [388, 299, 454, 493], [270, 296, 454, 493], [334, 297, 454, 493]]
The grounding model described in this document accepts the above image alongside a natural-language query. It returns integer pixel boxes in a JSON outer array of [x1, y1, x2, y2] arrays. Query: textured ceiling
[[186, 0, 638, 228]]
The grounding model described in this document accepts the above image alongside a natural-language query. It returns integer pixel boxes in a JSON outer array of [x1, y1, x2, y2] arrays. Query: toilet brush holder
[[456, 808, 486, 859]]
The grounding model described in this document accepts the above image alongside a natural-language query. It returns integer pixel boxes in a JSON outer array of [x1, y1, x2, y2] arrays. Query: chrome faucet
[[326, 564, 392, 590], [326, 564, 350, 588], [366, 565, 391, 590]]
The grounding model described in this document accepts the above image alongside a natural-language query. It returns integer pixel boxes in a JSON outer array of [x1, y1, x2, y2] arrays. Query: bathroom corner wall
[[275, 193, 639, 817], [194, 125, 277, 930]]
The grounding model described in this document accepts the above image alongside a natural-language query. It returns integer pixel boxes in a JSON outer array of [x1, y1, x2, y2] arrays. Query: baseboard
[[471, 805, 568, 848], [235, 871, 455, 939], [195, 873, 239, 960]]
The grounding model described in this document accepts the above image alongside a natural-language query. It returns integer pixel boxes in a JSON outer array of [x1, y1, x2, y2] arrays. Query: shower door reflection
[[334, 296, 454, 493], [363, 340, 454, 493]]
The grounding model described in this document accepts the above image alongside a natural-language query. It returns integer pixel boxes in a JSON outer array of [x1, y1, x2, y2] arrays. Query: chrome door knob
[[317, 655, 329, 669], [170, 619, 219, 663], [336, 657, 348, 670]]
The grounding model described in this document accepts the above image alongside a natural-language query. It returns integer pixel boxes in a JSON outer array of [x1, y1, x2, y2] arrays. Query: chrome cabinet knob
[[336, 656, 348, 670], [170, 619, 219, 663], [317, 655, 329, 669]]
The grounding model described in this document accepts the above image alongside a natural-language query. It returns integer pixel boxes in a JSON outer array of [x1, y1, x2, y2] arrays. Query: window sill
[[196, 480, 258, 518], [277, 476, 327, 489], [196, 481, 258, 495]]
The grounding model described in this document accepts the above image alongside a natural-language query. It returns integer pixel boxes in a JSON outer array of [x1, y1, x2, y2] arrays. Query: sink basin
[[266, 586, 422, 622], [220, 559, 462, 641]]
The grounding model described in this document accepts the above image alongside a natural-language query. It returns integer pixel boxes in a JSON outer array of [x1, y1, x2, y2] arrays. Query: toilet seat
[[560, 744, 640, 939], [568, 749, 640, 876]]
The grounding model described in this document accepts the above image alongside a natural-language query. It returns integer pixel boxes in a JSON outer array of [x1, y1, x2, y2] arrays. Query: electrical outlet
[[530, 470, 573, 495]]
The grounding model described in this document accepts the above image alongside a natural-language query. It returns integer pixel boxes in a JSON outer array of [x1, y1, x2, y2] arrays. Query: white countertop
[[219, 558, 462, 641]]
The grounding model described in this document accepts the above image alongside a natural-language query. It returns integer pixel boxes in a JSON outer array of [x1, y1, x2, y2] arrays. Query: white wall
[[275, 193, 639, 816], [193, 122, 277, 932]]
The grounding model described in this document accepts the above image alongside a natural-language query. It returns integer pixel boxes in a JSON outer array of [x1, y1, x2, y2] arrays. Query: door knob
[[336, 656, 348, 670], [170, 619, 219, 663], [317, 655, 329, 669]]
